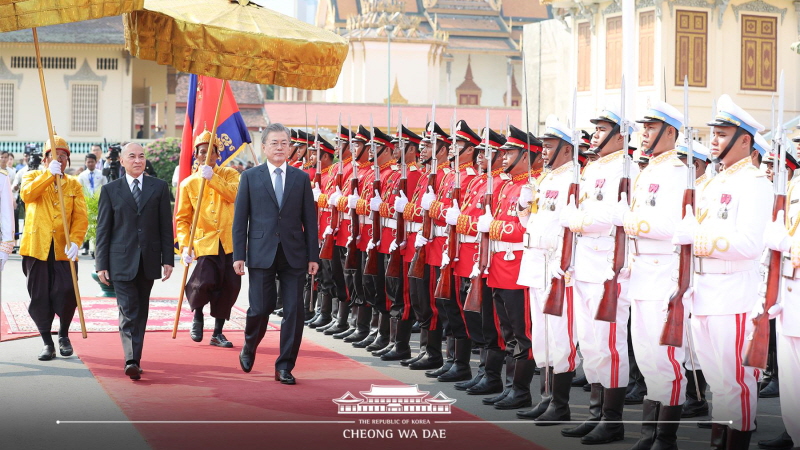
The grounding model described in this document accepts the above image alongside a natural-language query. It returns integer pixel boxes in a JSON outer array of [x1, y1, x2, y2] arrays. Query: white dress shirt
[[125, 173, 145, 193], [265, 160, 288, 194], [78, 168, 107, 197]]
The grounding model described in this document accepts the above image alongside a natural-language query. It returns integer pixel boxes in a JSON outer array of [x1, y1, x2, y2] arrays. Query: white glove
[[440, 253, 450, 268], [345, 235, 353, 248], [559, 195, 578, 228], [389, 240, 399, 253], [548, 263, 566, 280], [445, 200, 460, 226], [751, 300, 783, 320], [421, 187, 436, 211], [328, 186, 342, 207], [476, 210, 493, 233], [518, 185, 533, 208], [367, 240, 380, 251], [414, 233, 429, 248], [48, 160, 62, 177], [181, 247, 195, 266], [64, 242, 79, 261], [611, 192, 629, 227], [348, 190, 360, 209], [671, 205, 696, 246], [617, 267, 631, 282], [394, 190, 409, 213], [661, 287, 693, 314], [369, 190, 382, 212], [764, 210, 790, 252], [322, 225, 334, 237], [313, 185, 322, 201], [0, 252, 7, 271], [469, 263, 481, 279], [199, 165, 213, 181]]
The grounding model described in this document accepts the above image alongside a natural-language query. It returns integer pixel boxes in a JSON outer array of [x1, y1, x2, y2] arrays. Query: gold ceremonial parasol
[[124, 0, 349, 90], [0, 0, 142, 32], [1, 0, 146, 338]]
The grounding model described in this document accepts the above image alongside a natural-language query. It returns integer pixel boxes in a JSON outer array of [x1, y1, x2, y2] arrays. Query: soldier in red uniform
[[379, 126, 424, 361], [476, 125, 542, 410], [289, 129, 309, 169], [408, 122, 452, 371]]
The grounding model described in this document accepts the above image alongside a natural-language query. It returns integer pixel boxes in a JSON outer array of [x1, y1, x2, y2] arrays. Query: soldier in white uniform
[[674, 95, 772, 449], [616, 102, 688, 450], [516, 115, 579, 425], [559, 108, 640, 443], [0, 167, 14, 269]]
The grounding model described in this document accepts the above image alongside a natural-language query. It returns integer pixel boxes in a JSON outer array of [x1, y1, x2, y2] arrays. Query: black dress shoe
[[482, 389, 510, 405], [125, 363, 141, 380], [274, 308, 284, 317], [239, 349, 255, 373], [681, 398, 709, 418], [190, 318, 203, 342], [309, 314, 331, 329], [275, 369, 296, 385], [324, 323, 349, 335], [58, 337, 73, 357], [366, 335, 391, 352], [372, 343, 395, 357], [38, 345, 56, 361], [381, 347, 412, 361], [758, 431, 794, 450], [759, 378, 779, 398], [343, 329, 370, 343], [352, 333, 377, 348], [411, 321, 421, 333], [210, 334, 233, 348]]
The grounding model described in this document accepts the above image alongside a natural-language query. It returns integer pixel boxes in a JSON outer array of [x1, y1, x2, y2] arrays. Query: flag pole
[[32, 28, 87, 338], [172, 80, 228, 338]]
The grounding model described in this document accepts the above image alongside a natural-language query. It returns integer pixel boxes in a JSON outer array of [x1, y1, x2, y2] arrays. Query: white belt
[[694, 257, 757, 275], [782, 257, 798, 279], [490, 240, 525, 253], [319, 207, 332, 212], [579, 232, 612, 239], [458, 233, 479, 244], [381, 218, 397, 229], [630, 237, 675, 255], [407, 223, 422, 233], [433, 225, 448, 237]]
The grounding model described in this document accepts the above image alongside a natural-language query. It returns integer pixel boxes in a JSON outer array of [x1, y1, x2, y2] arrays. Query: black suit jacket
[[95, 175, 174, 281], [232, 163, 319, 269]]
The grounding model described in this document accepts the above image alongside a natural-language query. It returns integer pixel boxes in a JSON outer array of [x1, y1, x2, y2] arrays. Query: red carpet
[[73, 331, 543, 450]]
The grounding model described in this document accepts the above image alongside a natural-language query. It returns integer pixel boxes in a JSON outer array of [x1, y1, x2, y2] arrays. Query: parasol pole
[[32, 28, 87, 339], [172, 80, 228, 338], [247, 143, 261, 166]]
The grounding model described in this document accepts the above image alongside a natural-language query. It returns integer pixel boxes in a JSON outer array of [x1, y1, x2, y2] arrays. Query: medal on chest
[[718, 193, 731, 219], [595, 179, 605, 201], [508, 196, 519, 217], [647, 184, 659, 206], [545, 190, 559, 211]]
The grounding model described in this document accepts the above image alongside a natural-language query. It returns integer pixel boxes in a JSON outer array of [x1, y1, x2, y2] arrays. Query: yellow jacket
[[20, 170, 88, 261], [175, 165, 239, 257]]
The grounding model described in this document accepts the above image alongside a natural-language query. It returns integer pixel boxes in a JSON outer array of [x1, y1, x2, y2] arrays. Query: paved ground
[[0, 256, 788, 449]]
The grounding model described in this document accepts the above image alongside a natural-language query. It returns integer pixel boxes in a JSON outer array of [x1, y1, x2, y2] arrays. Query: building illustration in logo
[[333, 384, 456, 414]]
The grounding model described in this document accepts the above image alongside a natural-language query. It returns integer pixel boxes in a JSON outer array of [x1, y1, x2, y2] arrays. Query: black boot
[[572, 373, 588, 387], [323, 300, 350, 334], [411, 321, 421, 333], [517, 366, 552, 420], [374, 317, 397, 356], [629, 399, 660, 450], [682, 369, 709, 417], [626, 354, 647, 404], [370, 314, 394, 355], [483, 355, 515, 405], [580, 386, 626, 444], [759, 377, 779, 398], [401, 328, 428, 366], [650, 404, 682, 450], [534, 370, 573, 425], [710, 424, 728, 450], [382, 319, 413, 361], [438, 339, 473, 382], [409, 328, 443, 370], [725, 428, 752, 450], [310, 294, 334, 328], [424, 336, 455, 377], [494, 359, 535, 410], [455, 347, 486, 390], [757, 431, 794, 450], [468, 348, 505, 395], [345, 306, 372, 343], [561, 382, 603, 435]]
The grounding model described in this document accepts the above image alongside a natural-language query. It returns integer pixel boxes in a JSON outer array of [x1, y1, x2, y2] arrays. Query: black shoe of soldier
[[58, 337, 74, 356], [38, 345, 56, 361], [210, 334, 233, 348]]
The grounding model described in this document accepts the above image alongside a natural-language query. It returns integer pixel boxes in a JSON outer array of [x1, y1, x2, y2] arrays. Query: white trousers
[[778, 332, 800, 443], [573, 280, 630, 389], [692, 313, 758, 431], [631, 299, 687, 406], [530, 286, 579, 375]]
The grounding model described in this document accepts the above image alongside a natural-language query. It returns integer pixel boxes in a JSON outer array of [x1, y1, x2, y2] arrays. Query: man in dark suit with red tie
[[233, 123, 319, 384]]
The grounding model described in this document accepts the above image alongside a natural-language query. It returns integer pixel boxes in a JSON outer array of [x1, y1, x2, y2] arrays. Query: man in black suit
[[233, 123, 319, 385], [95, 143, 174, 380]]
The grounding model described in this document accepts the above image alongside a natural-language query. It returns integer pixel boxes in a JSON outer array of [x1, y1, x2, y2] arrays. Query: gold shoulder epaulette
[[409, 165, 418, 172], [466, 167, 476, 176], [500, 173, 511, 181]]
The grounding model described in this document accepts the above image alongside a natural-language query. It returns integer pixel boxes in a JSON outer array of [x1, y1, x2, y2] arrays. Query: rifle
[[386, 111, 406, 279], [660, 76, 695, 346], [364, 115, 381, 276], [409, 103, 438, 279], [543, 90, 580, 317], [596, 77, 632, 322], [319, 114, 343, 260], [344, 116, 361, 270], [744, 71, 786, 369], [464, 109, 492, 312], [434, 111, 460, 301], [313, 116, 321, 193]]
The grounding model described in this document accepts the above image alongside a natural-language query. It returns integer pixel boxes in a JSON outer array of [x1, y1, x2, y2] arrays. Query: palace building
[[333, 384, 456, 414]]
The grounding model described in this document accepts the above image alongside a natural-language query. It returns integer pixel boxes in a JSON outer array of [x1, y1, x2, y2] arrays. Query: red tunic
[[487, 171, 535, 290], [333, 157, 357, 247], [425, 162, 476, 267], [314, 164, 336, 241], [355, 160, 397, 252]]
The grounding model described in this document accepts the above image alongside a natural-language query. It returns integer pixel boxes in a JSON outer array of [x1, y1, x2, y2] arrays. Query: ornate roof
[[359, 384, 430, 397], [456, 56, 481, 93]]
